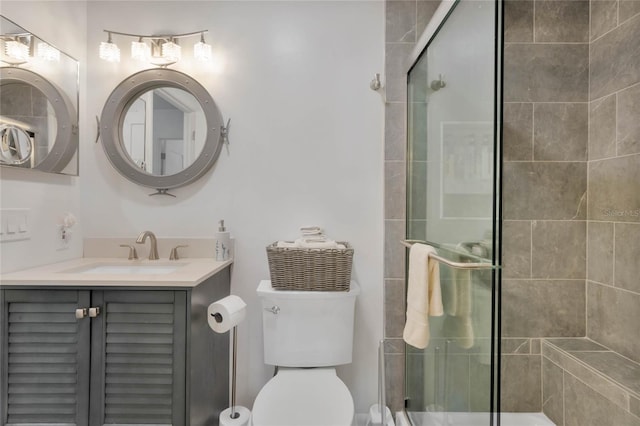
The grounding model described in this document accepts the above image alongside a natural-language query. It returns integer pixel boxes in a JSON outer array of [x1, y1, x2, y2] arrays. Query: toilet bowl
[[251, 368, 354, 426], [253, 280, 360, 426]]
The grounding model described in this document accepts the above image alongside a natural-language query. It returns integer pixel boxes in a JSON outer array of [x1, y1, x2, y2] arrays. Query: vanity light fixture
[[99, 32, 120, 63], [99, 30, 212, 67]]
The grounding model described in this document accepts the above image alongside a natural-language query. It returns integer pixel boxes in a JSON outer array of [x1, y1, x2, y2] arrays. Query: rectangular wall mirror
[[0, 15, 79, 176]]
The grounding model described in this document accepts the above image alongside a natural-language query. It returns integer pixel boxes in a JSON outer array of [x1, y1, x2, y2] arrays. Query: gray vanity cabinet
[[1, 268, 231, 426]]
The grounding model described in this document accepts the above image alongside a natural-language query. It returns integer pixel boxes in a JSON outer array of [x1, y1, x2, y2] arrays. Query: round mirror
[[121, 87, 207, 176], [101, 69, 224, 191], [0, 67, 78, 173]]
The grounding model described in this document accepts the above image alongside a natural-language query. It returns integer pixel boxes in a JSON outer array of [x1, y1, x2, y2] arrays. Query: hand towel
[[403, 243, 444, 349]]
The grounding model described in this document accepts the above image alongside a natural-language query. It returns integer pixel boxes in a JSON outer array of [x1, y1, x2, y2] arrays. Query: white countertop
[[0, 257, 233, 288]]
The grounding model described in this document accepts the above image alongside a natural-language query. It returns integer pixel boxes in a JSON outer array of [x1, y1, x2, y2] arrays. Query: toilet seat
[[251, 368, 354, 426]]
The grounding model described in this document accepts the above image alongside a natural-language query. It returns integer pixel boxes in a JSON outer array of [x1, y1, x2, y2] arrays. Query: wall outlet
[[56, 225, 72, 250]]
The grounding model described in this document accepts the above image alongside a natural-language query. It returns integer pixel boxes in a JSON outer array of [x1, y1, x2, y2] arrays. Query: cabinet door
[[89, 290, 187, 426], [0, 289, 91, 426]]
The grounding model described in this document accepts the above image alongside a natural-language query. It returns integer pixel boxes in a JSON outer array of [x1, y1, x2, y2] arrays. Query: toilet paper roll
[[219, 406, 251, 426], [207, 295, 247, 334]]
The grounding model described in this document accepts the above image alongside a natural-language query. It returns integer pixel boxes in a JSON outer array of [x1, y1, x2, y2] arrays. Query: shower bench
[[541, 338, 640, 426]]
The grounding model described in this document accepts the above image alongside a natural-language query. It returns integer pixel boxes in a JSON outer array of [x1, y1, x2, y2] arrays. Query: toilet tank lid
[[257, 280, 360, 298]]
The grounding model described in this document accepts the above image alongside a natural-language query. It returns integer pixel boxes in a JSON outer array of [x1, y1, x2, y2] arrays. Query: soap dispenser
[[215, 220, 231, 261]]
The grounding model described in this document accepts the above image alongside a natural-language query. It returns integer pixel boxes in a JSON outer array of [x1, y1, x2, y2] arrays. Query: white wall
[[0, 1, 86, 272], [85, 1, 384, 412]]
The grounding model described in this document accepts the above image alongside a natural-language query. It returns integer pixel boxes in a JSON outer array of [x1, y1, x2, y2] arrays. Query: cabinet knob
[[89, 307, 101, 318], [75, 308, 88, 319]]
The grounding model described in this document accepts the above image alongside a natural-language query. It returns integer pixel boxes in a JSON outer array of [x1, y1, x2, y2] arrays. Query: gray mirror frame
[[100, 68, 224, 191], [0, 67, 79, 173]]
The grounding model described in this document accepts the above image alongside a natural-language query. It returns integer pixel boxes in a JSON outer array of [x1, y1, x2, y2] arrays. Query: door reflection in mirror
[[122, 87, 206, 176]]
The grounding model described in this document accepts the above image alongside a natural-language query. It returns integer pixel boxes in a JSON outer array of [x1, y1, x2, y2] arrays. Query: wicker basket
[[266, 242, 354, 291]]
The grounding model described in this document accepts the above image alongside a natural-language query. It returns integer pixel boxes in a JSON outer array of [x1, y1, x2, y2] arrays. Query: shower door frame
[[401, 0, 504, 424]]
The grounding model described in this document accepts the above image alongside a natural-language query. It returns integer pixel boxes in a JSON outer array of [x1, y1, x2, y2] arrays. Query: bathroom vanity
[[0, 258, 232, 426]]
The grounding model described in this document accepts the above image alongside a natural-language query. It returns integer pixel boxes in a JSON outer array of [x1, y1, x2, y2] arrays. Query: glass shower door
[[405, 0, 502, 425]]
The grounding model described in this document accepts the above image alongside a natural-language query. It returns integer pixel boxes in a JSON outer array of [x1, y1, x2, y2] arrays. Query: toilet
[[252, 280, 360, 426]]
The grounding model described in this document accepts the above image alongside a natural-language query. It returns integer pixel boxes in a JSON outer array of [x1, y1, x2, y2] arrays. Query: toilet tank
[[257, 280, 360, 367]]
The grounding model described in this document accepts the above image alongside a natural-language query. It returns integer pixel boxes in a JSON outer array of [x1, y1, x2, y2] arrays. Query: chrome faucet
[[136, 231, 159, 260]]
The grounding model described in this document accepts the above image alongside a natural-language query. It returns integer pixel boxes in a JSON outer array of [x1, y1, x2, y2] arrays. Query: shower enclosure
[[403, 1, 502, 425]]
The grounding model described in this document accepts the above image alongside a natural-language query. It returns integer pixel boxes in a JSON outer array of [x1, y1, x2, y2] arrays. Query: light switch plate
[[0, 208, 31, 242]]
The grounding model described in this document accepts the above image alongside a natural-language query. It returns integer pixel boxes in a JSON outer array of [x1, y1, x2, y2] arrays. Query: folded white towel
[[300, 226, 323, 236], [403, 243, 444, 349], [276, 241, 299, 248], [295, 238, 341, 249]]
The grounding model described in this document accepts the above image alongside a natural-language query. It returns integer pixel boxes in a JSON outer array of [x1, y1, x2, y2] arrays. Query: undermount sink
[[62, 262, 187, 275]]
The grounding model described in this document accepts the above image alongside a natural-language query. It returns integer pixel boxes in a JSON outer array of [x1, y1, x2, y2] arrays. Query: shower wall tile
[[589, 94, 617, 160], [531, 338, 542, 354], [501, 354, 542, 412], [502, 220, 531, 279], [384, 338, 405, 354], [504, 0, 534, 42], [385, 43, 414, 103], [502, 279, 586, 337], [385, 219, 406, 279], [501, 338, 531, 354], [588, 154, 640, 223], [385, 102, 406, 162], [386, 0, 416, 43], [542, 357, 565, 426], [620, 0, 640, 23], [504, 43, 589, 102], [385, 279, 406, 338], [385, 353, 405, 413], [385, 161, 406, 220], [587, 281, 640, 363], [614, 223, 640, 293], [503, 102, 533, 161], [532, 221, 586, 279], [533, 103, 588, 161], [503, 162, 587, 220], [564, 373, 640, 426], [587, 221, 614, 285], [590, 13, 640, 100], [535, 0, 589, 42], [631, 396, 640, 419], [617, 83, 640, 156], [417, 0, 441, 39], [591, 0, 618, 41]]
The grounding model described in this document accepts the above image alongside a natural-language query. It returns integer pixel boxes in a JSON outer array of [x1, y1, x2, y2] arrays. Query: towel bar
[[400, 240, 495, 270]]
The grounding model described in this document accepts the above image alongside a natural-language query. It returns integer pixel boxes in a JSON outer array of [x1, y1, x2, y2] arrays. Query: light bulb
[[161, 40, 181, 62], [99, 40, 120, 62], [37, 42, 60, 62], [5, 40, 29, 61], [131, 40, 150, 61]]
